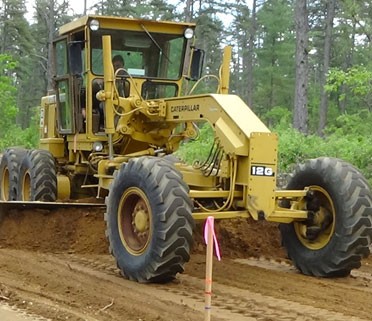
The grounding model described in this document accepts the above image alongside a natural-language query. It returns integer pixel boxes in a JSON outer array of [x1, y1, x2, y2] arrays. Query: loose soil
[[0, 206, 371, 321]]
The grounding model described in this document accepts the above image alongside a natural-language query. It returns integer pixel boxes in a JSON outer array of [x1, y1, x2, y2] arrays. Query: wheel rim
[[118, 187, 152, 255], [294, 186, 336, 250], [22, 170, 31, 201], [1, 167, 9, 200]]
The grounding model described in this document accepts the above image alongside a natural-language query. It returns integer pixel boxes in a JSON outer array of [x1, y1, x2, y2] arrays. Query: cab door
[[54, 37, 74, 134]]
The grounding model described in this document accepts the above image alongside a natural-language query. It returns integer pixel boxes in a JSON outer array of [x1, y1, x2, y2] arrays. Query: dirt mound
[[193, 218, 285, 259], [0, 207, 285, 259], [0, 207, 108, 254]]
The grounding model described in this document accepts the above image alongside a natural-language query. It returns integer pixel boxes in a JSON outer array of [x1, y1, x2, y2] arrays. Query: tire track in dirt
[[0, 249, 204, 321], [0, 266, 104, 321], [0, 303, 50, 321], [175, 276, 365, 321], [2, 249, 372, 320], [197, 255, 372, 319], [235, 256, 372, 296], [64, 253, 370, 321]]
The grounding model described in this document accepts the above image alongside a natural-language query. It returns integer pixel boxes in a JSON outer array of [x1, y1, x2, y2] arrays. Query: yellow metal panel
[[57, 175, 71, 200], [98, 176, 112, 191], [40, 95, 57, 140], [235, 156, 249, 185], [268, 209, 308, 222], [247, 175, 276, 220], [59, 15, 195, 36], [59, 16, 88, 35], [210, 94, 271, 135], [214, 117, 248, 155], [181, 170, 216, 188], [102, 35, 115, 134], [249, 132, 278, 163], [165, 94, 270, 138], [245, 133, 278, 220], [97, 16, 195, 32], [39, 138, 65, 158], [192, 210, 249, 221], [275, 190, 308, 198], [189, 190, 243, 198], [220, 46, 232, 94], [67, 141, 94, 152]]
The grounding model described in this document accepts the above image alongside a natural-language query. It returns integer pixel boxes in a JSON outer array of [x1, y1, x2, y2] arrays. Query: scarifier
[[1, 15, 372, 282]]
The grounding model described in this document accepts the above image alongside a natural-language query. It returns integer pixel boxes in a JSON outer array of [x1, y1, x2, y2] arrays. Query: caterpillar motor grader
[[0, 15, 372, 282]]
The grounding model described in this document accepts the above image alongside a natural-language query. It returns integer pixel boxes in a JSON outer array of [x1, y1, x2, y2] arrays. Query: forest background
[[1, 0, 372, 183]]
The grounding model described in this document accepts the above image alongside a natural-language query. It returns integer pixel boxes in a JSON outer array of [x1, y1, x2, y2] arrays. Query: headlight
[[92, 141, 103, 152], [89, 19, 100, 31], [184, 28, 194, 39]]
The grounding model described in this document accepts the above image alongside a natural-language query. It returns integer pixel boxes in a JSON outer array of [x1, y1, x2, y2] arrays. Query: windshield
[[90, 28, 186, 80]]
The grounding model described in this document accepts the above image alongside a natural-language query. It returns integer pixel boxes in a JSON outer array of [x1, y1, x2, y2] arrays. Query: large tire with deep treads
[[0, 148, 27, 201], [279, 157, 372, 277], [105, 156, 194, 283], [18, 149, 57, 201]]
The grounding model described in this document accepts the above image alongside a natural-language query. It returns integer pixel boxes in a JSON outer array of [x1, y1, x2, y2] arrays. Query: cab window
[[90, 29, 187, 81]]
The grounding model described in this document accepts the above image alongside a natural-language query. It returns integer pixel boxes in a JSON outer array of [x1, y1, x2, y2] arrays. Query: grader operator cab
[[1, 15, 372, 282]]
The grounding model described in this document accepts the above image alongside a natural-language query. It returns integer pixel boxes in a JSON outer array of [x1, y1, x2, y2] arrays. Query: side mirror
[[189, 48, 205, 81], [68, 41, 83, 76]]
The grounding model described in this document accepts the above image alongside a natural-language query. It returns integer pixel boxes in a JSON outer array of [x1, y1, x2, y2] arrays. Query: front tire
[[105, 157, 194, 283], [280, 157, 372, 277]]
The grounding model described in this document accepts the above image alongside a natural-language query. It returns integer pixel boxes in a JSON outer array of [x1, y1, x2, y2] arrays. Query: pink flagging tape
[[204, 216, 221, 261]]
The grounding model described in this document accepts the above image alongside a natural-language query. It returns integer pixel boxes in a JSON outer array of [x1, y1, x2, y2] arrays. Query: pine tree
[[293, 0, 308, 133]]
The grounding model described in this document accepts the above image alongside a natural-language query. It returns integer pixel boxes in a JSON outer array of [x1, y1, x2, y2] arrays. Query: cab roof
[[59, 15, 196, 36]]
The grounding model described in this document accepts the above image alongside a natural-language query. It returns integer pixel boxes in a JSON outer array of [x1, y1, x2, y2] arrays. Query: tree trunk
[[247, 0, 257, 108], [339, 19, 356, 114], [293, 0, 308, 134], [1, 0, 8, 54], [46, 0, 55, 91], [318, 0, 336, 136], [184, 0, 193, 22]]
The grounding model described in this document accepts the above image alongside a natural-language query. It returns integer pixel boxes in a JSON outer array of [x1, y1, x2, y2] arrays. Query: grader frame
[[1, 15, 371, 282]]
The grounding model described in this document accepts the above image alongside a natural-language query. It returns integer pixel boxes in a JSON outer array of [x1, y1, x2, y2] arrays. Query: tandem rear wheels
[[0, 148, 57, 202], [280, 157, 372, 277]]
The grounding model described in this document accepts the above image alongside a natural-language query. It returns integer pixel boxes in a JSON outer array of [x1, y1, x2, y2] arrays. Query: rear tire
[[280, 157, 372, 277], [18, 149, 57, 201], [105, 157, 194, 283], [0, 148, 27, 201]]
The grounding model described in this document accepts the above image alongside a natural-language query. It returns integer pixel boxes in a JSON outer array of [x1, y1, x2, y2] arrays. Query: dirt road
[[1, 207, 372, 321]]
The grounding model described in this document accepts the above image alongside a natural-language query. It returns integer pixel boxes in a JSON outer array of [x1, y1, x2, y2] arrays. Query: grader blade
[[0, 200, 105, 214]]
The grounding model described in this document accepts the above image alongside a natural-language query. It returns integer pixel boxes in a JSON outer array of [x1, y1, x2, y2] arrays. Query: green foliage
[[253, 0, 296, 113], [0, 55, 18, 134], [274, 112, 372, 185], [324, 66, 372, 117], [15, 106, 40, 148], [0, 125, 39, 150], [262, 106, 292, 128], [275, 127, 324, 173], [93, 0, 176, 20], [325, 66, 372, 102], [0, 54, 39, 150], [324, 109, 372, 136], [175, 123, 214, 164], [195, 13, 224, 76]]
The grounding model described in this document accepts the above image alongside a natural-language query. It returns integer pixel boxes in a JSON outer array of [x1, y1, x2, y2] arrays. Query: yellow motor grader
[[1, 15, 371, 282]]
